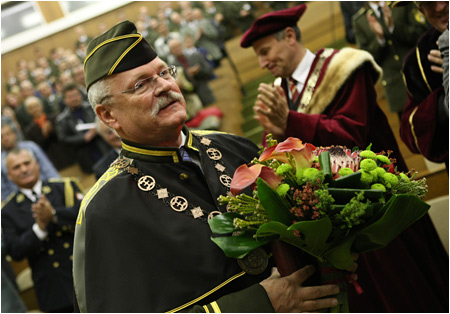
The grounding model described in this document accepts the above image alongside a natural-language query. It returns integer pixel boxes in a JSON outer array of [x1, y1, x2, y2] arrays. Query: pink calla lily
[[259, 137, 316, 170], [230, 164, 282, 196]]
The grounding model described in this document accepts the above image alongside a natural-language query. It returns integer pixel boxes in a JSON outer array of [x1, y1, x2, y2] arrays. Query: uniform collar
[[19, 180, 42, 202], [120, 126, 199, 163]]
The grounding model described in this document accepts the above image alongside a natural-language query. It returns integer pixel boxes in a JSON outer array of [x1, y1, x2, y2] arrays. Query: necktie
[[289, 77, 300, 104], [179, 147, 192, 162], [31, 190, 40, 203], [378, 6, 386, 27]]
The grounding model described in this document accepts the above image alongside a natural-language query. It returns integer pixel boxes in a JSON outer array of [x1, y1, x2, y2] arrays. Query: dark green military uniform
[[2, 178, 83, 312], [73, 128, 275, 312], [353, 2, 428, 114]]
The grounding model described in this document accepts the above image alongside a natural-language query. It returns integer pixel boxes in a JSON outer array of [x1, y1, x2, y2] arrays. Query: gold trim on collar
[[298, 49, 334, 113], [122, 142, 180, 163], [167, 271, 246, 313], [416, 46, 433, 93]]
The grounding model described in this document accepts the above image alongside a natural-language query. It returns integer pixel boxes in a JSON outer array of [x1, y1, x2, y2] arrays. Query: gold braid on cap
[[83, 33, 143, 76]]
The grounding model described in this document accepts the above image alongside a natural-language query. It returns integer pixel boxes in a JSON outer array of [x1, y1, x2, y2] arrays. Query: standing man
[[353, 1, 428, 118], [92, 118, 121, 180], [399, 1, 449, 170], [1, 124, 60, 202], [73, 20, 343, 313], [2, 148, 83, 312], [241, 4, 448, 312], [240, 4, 406, 171]]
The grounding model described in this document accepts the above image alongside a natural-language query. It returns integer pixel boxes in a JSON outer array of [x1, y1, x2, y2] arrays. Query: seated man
[[55, 83, 110, 173], [1, 148, 84, 312]]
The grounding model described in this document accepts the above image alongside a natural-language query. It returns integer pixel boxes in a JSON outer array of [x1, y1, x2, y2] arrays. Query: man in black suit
[[93, 118, 122, 180], [1, 148, 84, 312]]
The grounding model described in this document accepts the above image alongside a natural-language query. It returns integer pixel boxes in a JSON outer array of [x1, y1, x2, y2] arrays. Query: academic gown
[[278, 47, 448, 312]]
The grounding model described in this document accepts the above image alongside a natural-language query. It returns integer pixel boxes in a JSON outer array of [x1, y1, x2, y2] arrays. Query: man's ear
[[285, 27, 297, 44], [95, 104, 119, 129]]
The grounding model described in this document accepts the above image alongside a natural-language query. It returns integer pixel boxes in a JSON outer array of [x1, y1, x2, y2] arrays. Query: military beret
[[84, 20, 157, 91], [240, 4, 307, 48]]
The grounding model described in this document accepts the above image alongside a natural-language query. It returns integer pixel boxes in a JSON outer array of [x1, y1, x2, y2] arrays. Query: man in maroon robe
[[241, 4, 448, 312]]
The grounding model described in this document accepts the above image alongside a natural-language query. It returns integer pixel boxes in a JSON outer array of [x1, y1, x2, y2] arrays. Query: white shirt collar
[[291, 49, 315, 90], [20, 180, 42, 202], [180, 130, 186, 148], [368, 2, 385, 18]]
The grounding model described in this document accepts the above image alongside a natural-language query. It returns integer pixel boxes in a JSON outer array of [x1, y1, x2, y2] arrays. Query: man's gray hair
[[273, 25, 302, 43], [6, 147, 36, 161], [87, 76, 113, 110]]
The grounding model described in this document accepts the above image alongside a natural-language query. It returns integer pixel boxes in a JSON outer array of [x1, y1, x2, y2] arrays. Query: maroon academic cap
[[240, 4, 307, 48]]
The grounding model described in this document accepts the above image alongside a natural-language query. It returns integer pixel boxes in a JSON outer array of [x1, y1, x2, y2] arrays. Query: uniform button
[[48, 249, 54, 255], [387, 39, 393, 45], [63, 242, 70, 249], [62, 225, 67, 231], [179, 173, 189, 181], [394, 55, 399, 61], [53, 261, 59, 268], [56, 231, 62, 237], [69, 255, 73, 261], [381, 80, 387, 86]]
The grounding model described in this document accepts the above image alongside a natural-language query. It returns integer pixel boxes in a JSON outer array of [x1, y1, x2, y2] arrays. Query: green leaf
[[256, 218, 333, 261], [210, 234, 270, 259], [208, 212, 242, 234], [319, 151, 332, 182], [328, 187, 384, 203], [256, 178, 293, 225], [352, 194, 430, 252], [322, 234, 357, 269], [332, 171, 363, 188]]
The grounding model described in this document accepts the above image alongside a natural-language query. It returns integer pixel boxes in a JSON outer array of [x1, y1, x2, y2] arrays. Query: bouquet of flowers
[[209, 135, 430, 312]]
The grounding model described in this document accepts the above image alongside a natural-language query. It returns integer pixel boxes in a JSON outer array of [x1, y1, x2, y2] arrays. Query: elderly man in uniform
[[72, 20, 350, 313], [1, 148, 84, 312], [241, 4, 448, 312]]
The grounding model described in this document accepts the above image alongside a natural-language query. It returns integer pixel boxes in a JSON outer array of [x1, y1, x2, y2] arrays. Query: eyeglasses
[[100, 65, 177, 103]]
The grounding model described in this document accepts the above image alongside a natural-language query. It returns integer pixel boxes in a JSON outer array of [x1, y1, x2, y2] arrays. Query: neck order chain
[[115, 135, 233, 223]]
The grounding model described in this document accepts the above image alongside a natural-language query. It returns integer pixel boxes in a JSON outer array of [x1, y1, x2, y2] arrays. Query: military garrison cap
[[240, 4, 307, 48], [84, 20, 157, 91]]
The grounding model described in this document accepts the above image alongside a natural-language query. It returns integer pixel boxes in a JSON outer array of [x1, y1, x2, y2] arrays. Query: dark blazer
[[1, 178, 83, 312]]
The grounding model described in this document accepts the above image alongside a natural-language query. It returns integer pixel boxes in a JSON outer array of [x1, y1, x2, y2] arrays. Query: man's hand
[[32, 194, 55, 231], [366, 12, 384, 40], [429, 48, 444, 74], [253, 83, 289, 140], [260, 265, 339, 312]]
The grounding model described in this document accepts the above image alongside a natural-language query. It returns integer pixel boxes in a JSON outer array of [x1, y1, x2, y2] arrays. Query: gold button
[[53, 261, 59, 268], [62, 225, 67, 231], [394, 55, 399, 61], [48, 249, 54, 255], [387, 39, 393, 45], [179, 173, 189, 181], [56, 231, 62, 237], [70, 255, 73, 261], [63, 242, 70, 249], [381, 80, 387, 86]]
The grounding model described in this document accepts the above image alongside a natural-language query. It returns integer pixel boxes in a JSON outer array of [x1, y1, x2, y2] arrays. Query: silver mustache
[[152, 91, 183, 117]]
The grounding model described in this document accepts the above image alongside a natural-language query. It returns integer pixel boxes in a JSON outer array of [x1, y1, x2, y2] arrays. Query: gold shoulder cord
[[298, 49, 334, 113]]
